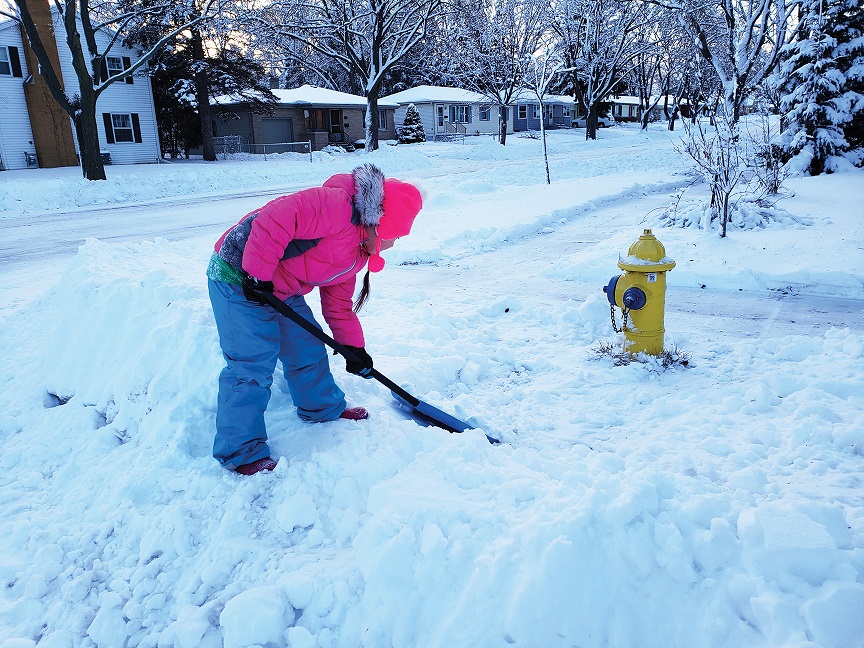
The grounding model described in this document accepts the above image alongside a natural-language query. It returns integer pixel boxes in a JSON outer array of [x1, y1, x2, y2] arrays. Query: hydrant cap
[[618, 229, 676, 272], [628, 229, 666, 261]]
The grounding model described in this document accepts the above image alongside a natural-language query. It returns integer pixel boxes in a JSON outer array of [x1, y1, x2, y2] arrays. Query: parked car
[[571, 115, 613, 128]]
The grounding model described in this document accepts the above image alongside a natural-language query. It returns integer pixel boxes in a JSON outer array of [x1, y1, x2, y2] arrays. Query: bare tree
[[3, 0, 220, 180], [256, 0, 443, 151], [524, 46, 565, 183], [441, 0, 550, 145], [625, 10, 689, 130], [656, 0, 802, 123], [556, 0, 653, 140]]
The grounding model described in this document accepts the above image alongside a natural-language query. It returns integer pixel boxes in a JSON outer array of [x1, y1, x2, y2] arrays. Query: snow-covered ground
[[1, 125, 863, 648]]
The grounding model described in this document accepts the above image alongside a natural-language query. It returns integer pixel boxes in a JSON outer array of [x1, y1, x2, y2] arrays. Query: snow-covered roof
[[510, 89, 575, 105], [213, 84, 398, 109], [609, 95, 690, 106], [384, 85, 577, 106], [382, 85, 489, 105]]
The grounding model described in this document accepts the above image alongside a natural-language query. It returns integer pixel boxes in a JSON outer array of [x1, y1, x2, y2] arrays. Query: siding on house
[[66, 33, 161, 165], [0, 25, 36, 171], [0, 11, 161, 171], [512, 96, 574, 132]]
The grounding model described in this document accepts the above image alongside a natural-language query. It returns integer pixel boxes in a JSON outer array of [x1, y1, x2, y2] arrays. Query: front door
[[329, 109, 343, 141]]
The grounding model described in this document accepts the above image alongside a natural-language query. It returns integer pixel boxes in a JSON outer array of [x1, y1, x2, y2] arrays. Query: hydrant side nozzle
[[603, 276, 620, 305]]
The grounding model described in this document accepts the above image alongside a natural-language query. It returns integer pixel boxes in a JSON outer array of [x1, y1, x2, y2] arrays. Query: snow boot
[[235, 457, 277, 476], [339, 406, 369, 421]]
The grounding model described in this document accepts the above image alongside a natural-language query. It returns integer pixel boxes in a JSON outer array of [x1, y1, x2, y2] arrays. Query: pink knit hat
[[368, 179, 423, 272]]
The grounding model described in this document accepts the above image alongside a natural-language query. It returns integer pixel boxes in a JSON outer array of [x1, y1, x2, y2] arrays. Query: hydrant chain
[[610, 304, 630, 333]]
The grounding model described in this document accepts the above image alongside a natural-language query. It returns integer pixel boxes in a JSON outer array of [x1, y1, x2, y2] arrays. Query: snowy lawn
[[0, 124, 863, 648]]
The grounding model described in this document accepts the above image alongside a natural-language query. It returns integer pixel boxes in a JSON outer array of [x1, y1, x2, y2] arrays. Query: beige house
[[212, 85, 399, 152]]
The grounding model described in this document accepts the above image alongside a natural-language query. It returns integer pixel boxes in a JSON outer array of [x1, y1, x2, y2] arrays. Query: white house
[[382, 85, 515, 139], [0, 4, 160, 171]]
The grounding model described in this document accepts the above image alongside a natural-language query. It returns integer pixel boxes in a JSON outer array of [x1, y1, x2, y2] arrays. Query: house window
[[112, 114, 134, 141], [103, 112, 142, 143], [518, 105, 527, 120], [1, 46, 23, 77], [378, 110, 387, 130], [532, 105, 540, 119], [0, 47, 11, 76], [480, 105, 491, 121], [106, 56, 124, 77], [451, 105, 470, 123], [563, 106, 570, 118]]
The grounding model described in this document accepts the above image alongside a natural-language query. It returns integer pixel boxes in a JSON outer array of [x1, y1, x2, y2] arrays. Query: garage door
[[259, 118, 294, 153]]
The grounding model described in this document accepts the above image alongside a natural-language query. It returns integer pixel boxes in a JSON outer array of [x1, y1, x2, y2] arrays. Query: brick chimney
[[19, 0, 79, 168]]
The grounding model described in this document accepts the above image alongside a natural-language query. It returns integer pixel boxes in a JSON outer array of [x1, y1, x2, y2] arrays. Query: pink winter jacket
[[213, 170, 382, 347]]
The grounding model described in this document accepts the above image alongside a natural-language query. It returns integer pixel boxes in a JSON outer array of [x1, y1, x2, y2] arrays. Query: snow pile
[[1, 124, 863, 648]]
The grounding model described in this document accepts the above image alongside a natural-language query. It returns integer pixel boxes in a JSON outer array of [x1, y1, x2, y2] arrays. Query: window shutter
[[131, 113, 142, 143], [449, 106, 455, 122], [122, 57, 134, 84], [467, 107, 472, 124], [9, 46, 23, 78], [100, 58, 108, 82], [103, 113, 115, 143]]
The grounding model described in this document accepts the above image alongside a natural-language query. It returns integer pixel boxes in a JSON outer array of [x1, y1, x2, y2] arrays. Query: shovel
[[257, 291, 499, 444]]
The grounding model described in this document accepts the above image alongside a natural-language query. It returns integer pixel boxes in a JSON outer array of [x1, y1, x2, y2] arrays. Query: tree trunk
[[540, 101, 550, 184], [585, 102, 598, 140], [191, 31, 216, 162], [366, 89, 380, 151], [499, 105, 508, 145], [75, 94, 106, 181]]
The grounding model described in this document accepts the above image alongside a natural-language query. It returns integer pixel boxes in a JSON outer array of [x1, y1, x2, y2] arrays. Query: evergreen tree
[[145, 41, 277, 160], [398, 104, 427, 143], [778, 0, 864, 174]]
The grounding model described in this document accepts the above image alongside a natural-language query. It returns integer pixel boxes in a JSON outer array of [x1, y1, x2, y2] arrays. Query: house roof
[[382, 85, 488, 104], [383, 85, 576, 106], [609, 95, 690, 106], [213, 84, 398, 109], [510, 89, 575, 105]]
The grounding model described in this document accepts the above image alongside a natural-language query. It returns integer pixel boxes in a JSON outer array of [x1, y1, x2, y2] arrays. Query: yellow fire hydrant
[[603, 229, 675, 356]]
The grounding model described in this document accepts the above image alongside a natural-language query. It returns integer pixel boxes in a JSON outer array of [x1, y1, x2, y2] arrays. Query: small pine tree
[[398, 104, 426, 144]]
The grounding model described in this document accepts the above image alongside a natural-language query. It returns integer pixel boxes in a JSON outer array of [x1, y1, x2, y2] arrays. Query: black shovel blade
[[391, 392, 500, 444]]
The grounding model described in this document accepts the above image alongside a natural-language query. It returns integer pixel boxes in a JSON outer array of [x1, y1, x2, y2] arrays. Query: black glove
[[344, 345, 373, 378], [242, 275, 275, 305]]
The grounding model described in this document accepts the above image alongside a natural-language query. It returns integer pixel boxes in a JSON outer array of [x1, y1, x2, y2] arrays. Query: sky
[[1, 124, 863, 648]]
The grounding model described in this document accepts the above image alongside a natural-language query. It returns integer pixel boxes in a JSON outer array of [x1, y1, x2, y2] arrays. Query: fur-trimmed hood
[[322, 163, 385, 228], [352, 163, 386, 227]]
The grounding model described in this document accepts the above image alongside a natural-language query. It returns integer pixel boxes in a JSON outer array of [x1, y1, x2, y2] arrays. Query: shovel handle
[[258, 291, 421, 408]]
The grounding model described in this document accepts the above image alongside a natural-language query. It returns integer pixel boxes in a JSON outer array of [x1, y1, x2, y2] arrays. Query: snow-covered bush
[[655, 195, 812, 232], [677, 110, 746, 237], [397, 104, 426, 144], [667, 109, 798, 236]]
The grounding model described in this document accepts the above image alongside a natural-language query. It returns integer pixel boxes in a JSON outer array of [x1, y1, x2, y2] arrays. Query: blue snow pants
[[208, 279, 346, 469]]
